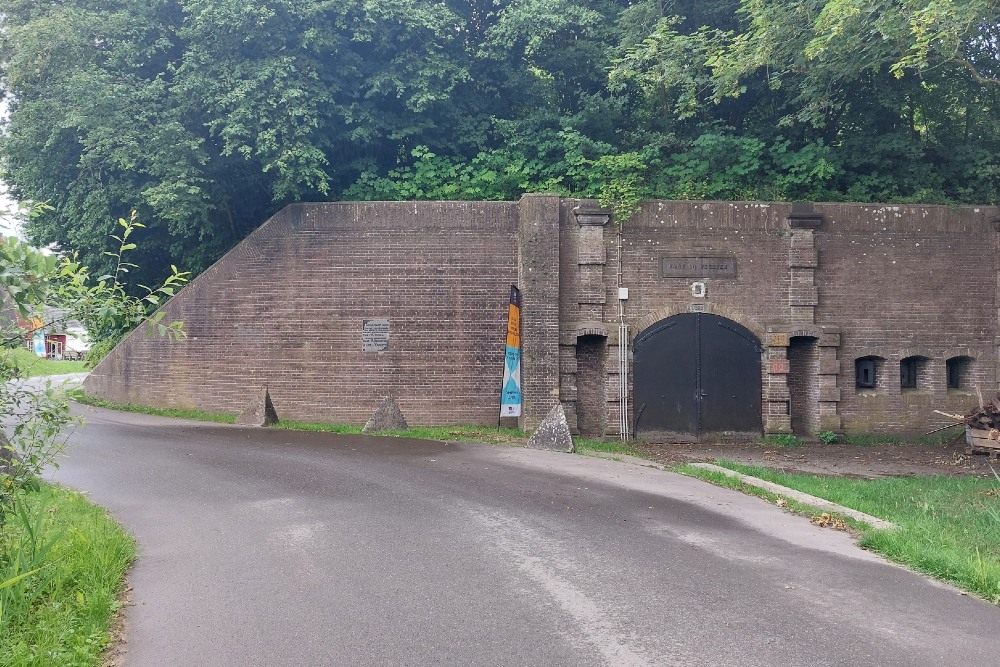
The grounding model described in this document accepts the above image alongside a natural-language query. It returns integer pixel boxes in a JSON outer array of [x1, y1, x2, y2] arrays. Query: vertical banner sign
[[500, 285, 523, 418]]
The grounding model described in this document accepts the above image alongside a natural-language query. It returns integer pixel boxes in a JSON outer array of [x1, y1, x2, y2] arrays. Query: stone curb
[[579, 451, 666, 469], [688, 463, 897, 531]]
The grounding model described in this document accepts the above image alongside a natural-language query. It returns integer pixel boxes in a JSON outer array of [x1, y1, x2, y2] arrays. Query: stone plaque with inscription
[[660, 256, 737, 279], [767, 333, 790, 347], [362, 319, 390, 352]]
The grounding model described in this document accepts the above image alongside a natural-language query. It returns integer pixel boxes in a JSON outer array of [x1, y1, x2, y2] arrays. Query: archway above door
[[633, 313, 763, 441]]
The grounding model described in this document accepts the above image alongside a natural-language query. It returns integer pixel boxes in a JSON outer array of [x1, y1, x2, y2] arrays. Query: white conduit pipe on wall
[[619, 322, 629, 440], [616, 229, 629, 441]]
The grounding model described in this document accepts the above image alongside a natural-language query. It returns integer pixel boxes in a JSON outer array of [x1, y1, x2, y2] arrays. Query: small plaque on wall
[[660, 256, 737, 278], [362, 319, 390, 352], [768, 333, 790, 347]]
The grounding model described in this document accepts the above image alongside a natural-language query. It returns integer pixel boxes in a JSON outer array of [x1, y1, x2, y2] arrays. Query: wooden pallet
[[965, 427, 1000, 458]]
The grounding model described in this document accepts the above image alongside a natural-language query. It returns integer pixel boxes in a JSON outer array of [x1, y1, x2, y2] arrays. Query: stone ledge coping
[[688, 463, 897, 531]]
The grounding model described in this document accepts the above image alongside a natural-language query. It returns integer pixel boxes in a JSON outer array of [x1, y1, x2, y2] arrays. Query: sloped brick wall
[[85, 202, 520, 425]]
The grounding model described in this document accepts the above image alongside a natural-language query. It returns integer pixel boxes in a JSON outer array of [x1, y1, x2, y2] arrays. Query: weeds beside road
[[682, 462, 1000, 605], [0, 485, 135, 667]]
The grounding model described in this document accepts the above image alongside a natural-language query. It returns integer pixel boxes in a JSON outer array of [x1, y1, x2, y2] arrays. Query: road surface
[[52, 404, 1000, 667]]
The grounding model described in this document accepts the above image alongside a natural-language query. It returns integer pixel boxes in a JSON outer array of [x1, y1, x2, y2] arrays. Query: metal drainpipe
[[617, 228, 629, 441]]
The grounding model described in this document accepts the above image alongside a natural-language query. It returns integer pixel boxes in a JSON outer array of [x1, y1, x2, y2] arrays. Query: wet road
[[53, 404, 1000, 667]]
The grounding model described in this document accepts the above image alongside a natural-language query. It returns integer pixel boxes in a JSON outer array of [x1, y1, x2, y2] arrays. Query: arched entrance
[[633, 313, 763, 440]]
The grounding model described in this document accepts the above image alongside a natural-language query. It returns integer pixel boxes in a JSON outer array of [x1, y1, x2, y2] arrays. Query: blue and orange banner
[[500, 285, 522, 418]]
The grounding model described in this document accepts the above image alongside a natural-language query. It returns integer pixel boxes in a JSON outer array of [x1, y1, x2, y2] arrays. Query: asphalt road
[[52, 404, 1000, 667]]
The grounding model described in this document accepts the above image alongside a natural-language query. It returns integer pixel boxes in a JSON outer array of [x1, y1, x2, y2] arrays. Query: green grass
[[758, 433, 803, 447], [917, 427, 967, 445], [68, 389, 236, 423], [274, 421, 526, 444], [274, 420, 363, 434], [360, 425, 525, 445], [1, 485, 135, 666], [683, 461, 1000, 604], [68, 390, 652, 455], [70, 392, 528, 443], [7, 348, 88, 378], [678, 463, 869, 532], [70, 389, 657, 457], [573, 437, 643, 458]]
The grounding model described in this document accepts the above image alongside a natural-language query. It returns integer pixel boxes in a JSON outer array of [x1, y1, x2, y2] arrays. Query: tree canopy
[[2, 0, 1000, 279]]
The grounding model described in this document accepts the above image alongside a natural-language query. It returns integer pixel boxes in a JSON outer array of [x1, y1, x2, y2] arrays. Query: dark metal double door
[[634, 313, 762, 439]]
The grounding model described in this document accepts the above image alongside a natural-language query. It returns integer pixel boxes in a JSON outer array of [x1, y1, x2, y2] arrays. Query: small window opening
[[856, 358, 876, 389], [899, 355, 930, 390], [900, 358, 918, 389], [947, 356, 973, 390]]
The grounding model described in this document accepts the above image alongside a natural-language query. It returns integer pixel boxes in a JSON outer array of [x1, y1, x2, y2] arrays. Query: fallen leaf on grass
[[775, 498, 788, 508]]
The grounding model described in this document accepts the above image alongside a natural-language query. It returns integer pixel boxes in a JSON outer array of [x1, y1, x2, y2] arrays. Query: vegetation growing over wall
[[3, 1, 1000, 281]]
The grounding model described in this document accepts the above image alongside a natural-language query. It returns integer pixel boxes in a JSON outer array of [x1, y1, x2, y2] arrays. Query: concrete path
[[52, 404, 1000, 667], [10, 371, 88, 393]]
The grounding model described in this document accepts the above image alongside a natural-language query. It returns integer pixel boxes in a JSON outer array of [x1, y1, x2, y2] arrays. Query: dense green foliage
[[3, 1, 1000, 279]]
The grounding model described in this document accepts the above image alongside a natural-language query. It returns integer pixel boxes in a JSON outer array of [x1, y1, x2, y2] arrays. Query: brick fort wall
[[87, 197, 1000, 437], [85, 202, 520, 425], [575, 200, 998, 437]]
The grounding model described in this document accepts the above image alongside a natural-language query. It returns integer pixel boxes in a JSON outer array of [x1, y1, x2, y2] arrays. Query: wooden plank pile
[[935, 394, 1000, 458], [963, 396, 1000, 431]]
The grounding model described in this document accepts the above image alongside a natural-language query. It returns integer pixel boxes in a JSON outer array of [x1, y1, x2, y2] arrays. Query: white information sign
[[362, 319, 390, 352]]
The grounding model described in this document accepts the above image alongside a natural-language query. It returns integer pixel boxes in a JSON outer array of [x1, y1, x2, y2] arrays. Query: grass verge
[[681, 461, 1000, 604], [1, 484, 135, 666], [69, 390, 653, 454], [275, 421, 526, 445], [6, 348, 88, 378], [70, 391, 527, 443], [573, 437, 644, 458], [366, 425, 525, 445], [68, 389, 236, 424]]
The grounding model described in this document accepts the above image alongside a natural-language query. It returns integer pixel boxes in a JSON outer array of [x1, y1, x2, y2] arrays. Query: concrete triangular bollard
[[527, 403, 575, 453], [235, 386, 279, 427], [363, 397, 409, 433]]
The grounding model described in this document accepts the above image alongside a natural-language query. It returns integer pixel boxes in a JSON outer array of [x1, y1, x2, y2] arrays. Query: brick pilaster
[[518, 194, 562, 431]]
